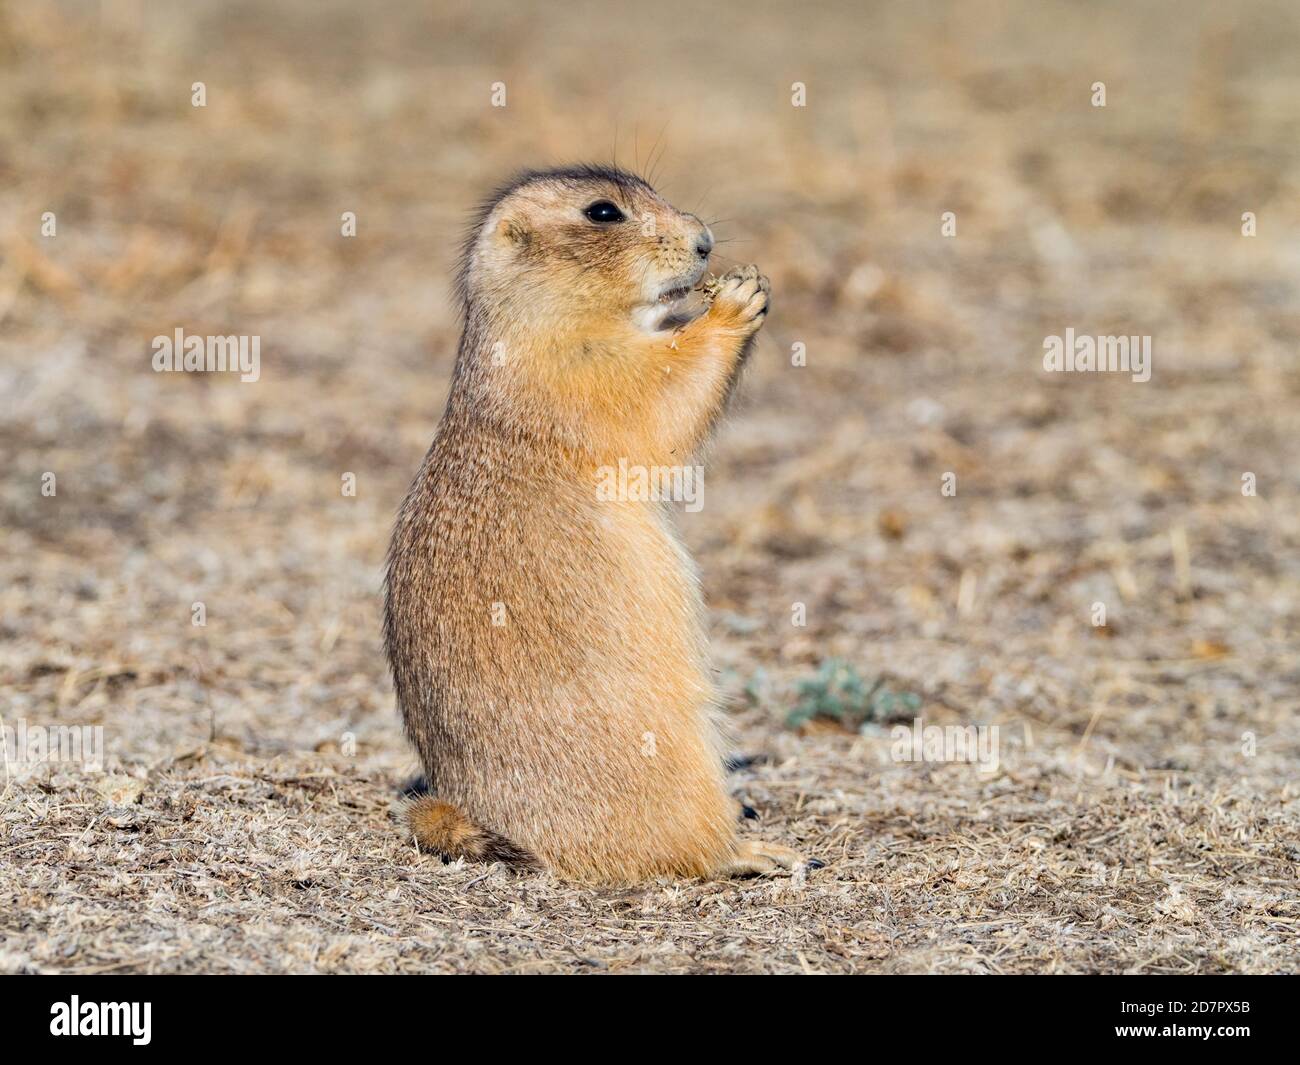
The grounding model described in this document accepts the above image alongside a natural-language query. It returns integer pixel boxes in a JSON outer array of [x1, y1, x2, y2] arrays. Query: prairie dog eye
[[583, 200, 626, 224]]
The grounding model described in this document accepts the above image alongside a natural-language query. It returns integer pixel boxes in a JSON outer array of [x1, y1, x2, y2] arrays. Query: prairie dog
[[384, 165, 803, 882]]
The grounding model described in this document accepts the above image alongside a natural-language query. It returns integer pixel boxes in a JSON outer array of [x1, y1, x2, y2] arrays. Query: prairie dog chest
[[589, 498, 707, 637]]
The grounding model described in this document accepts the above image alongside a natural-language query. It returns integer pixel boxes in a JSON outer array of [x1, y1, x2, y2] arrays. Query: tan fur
[[406, 796, 536, 866], [384, 166, 801, 883]]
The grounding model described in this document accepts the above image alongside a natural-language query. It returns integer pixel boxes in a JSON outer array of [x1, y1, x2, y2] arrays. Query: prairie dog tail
[[405, 796, 536, 867]]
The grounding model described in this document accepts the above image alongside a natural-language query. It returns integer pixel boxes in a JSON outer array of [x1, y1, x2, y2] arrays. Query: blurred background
[[1, 0, 1297, 973]]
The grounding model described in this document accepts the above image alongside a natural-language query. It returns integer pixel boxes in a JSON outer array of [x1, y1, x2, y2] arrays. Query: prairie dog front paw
[[704, 264, 770, 335]]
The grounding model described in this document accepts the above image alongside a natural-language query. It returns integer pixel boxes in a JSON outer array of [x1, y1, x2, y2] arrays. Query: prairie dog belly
[[392, 465, 732, 878]]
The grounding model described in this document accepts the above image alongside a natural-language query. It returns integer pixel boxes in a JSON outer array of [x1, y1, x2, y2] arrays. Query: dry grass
[[1, 0, 1297, 973]]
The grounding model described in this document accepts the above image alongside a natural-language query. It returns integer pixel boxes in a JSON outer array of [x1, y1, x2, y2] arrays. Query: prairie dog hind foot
[[719, 840, 821, 878]]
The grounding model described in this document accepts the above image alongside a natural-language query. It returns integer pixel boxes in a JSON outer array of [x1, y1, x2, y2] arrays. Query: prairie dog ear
[[496, 216, 531, 247]]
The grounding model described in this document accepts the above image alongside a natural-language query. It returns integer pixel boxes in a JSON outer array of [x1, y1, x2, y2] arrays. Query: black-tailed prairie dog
[[384, 165, 808, 883]]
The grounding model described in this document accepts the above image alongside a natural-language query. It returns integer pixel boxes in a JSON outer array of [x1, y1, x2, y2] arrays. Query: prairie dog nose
[[694, 226, 714, 260]]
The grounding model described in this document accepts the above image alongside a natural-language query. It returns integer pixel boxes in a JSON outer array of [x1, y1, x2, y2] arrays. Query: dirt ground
[[2, 0, 1297, 974]]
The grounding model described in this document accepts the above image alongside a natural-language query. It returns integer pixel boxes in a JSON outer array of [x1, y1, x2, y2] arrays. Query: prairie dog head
[[459, 165, 714, 337]]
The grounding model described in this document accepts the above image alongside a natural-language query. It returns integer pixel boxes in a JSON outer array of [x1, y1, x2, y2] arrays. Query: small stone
[[94, 775, 146, 806]]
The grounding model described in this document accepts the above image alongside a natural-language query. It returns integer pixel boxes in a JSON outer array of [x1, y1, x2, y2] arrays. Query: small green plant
[[742, 666, 771, 708], [786, 659, 922, 729]]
